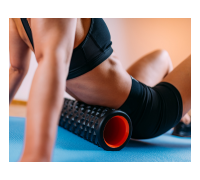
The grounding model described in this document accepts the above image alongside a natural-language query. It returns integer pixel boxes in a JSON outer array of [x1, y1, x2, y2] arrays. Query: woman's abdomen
[[65, 54, 132, 109]]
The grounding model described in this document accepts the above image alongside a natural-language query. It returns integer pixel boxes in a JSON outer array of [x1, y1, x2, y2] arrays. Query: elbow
[[36, 47, 71, 63], [35, 47, 71, 72], [10, 66, 29, 77]]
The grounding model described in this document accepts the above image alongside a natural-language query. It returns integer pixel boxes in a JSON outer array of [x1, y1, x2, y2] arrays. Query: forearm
[[20, 55, 68, 162], [9, 67, 26, 104]]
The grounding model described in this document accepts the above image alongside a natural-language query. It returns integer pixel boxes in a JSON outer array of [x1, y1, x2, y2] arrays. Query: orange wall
[[104, 18, 191, 69]]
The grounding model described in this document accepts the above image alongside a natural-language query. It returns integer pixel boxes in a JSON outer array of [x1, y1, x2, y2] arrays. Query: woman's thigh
[[126, 49, 173, 87], [161, 55, 191, 116]]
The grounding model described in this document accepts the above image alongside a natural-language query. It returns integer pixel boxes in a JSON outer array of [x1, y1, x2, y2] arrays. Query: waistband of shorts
[[118, 76, 143, 116]]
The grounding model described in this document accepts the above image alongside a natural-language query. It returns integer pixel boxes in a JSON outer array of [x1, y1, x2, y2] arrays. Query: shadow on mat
[[52, 126, 192, 150], [127, 138, 191, 148], [55, 135, 191, 151]]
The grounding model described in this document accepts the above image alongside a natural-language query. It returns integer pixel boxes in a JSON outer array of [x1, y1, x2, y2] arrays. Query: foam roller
[[59, 98, 132, 151]]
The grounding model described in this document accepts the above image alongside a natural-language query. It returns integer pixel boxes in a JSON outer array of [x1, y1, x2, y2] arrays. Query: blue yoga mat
[[9, 116, 191, 162]]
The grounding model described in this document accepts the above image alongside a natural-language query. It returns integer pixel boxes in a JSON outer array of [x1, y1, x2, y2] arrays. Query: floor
[[9, 94, 75, 118], [9, 103, 27, 117]]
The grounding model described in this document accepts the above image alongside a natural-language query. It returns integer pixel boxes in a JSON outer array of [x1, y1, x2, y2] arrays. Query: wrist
[[20, 151, 51, 162], [20, 142, 53, 162]]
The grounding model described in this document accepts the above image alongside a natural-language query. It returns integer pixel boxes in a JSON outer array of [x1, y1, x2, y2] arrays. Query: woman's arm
[[9, 18, 31, 103], [19, 18, 77, 161]]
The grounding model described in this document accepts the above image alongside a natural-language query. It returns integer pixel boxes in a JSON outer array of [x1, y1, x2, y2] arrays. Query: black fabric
[[68, 18, 113, 79], [172, 121, 191, 137], [20, 18, 34, 49], [20, 18, 113, 80], [118, 76, 183, 139]]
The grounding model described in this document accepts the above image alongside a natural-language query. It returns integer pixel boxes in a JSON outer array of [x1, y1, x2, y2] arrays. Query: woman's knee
[[153, 49, 173, 74]]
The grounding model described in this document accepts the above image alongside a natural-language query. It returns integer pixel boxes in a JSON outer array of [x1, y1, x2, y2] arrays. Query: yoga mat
[[9, 116, 191, 162]]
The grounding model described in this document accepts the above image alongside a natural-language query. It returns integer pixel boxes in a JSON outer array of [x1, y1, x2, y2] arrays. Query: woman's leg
[[161, 55, 191, 116], [126, 49, 191, 119], [126, 49, 173, 87]]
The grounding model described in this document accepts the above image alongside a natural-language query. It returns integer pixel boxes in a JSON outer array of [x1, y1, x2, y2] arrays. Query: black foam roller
[[59, 98, 132, 151]]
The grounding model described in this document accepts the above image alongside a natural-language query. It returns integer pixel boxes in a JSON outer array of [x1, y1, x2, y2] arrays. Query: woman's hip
[[118, 76, 183, 139]]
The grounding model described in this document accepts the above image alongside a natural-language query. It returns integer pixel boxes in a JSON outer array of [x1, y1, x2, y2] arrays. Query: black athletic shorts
[[118, 76, 183, 139]]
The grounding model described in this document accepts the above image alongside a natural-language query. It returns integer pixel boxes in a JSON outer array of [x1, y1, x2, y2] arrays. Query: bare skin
[[9, 18, 191, 161]]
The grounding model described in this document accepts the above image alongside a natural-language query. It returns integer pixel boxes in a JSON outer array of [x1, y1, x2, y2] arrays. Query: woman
[[9, 18, 191, 162]]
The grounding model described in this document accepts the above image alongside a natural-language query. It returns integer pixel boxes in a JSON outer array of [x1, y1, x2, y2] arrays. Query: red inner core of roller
[[103, 116, 129, 148]]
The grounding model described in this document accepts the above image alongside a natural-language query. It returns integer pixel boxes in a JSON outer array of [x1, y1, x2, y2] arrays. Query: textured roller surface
[[59, 99, 104, 146], [59, 98, 132, 151]]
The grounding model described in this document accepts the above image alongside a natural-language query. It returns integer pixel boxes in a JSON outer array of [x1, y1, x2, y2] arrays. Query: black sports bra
[[20, 18, 113, 80]]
